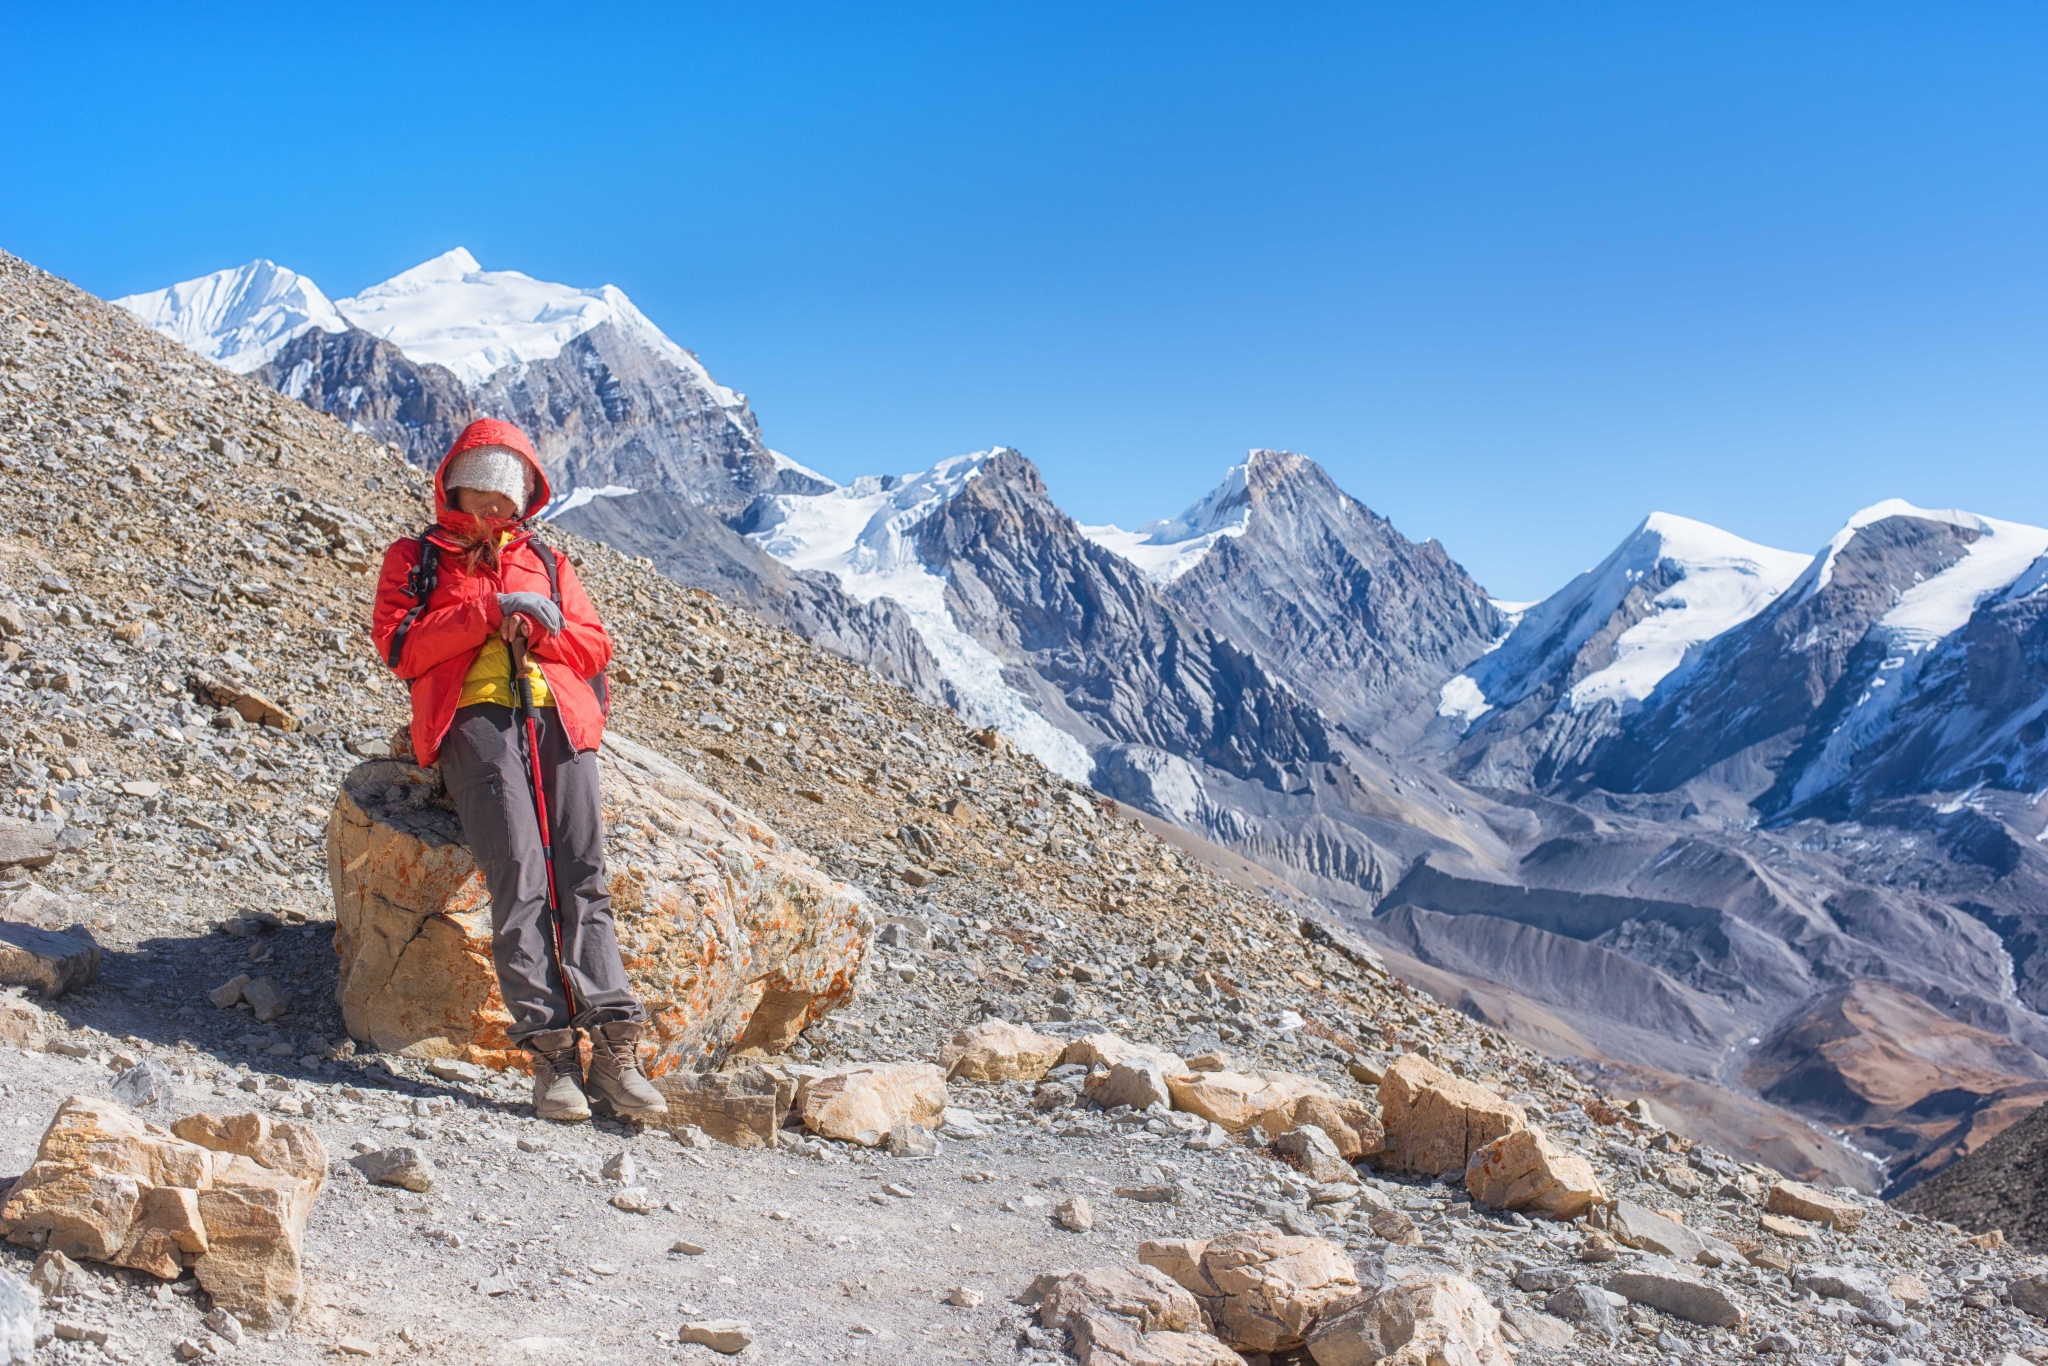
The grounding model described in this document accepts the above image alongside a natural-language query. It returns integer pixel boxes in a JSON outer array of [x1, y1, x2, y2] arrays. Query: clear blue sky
[[4, 4, 2043, 599]]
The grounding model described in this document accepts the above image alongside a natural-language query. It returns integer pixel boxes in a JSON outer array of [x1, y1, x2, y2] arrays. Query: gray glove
[[498, 593, 563, 637]]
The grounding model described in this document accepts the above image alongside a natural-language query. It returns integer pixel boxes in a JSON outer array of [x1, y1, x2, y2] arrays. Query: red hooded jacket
[[370, 419, 612, 766]]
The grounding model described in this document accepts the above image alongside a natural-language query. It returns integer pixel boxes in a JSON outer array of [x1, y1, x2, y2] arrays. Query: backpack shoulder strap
[[530, 539, 562, 606], [385, 529, 440, 670], [525, 538, 609, 716]]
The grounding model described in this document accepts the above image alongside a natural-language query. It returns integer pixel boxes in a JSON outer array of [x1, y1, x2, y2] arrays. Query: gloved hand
[[498, 592, 564, 637]]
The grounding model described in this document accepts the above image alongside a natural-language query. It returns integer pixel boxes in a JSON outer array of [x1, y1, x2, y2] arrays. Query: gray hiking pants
[[440, 704, 644, 1043]]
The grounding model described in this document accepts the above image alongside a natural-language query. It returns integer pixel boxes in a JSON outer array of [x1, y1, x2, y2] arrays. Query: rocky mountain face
[[1899, 1090, 2048, 1245], [255, 324, 473, 466], [1159, 450, 1501, 744], [1771, 558, 2048, 819], [919, 451, 1337, 787], [757, 447, 1515, 917]]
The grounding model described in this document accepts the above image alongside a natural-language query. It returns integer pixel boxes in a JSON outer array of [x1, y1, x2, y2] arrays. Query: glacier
[[1078, 457, 1253, 584], [744, 452, 1096, 783]]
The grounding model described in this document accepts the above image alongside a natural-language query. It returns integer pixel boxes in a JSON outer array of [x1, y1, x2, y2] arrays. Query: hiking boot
[[584, 1020, 669, 1123], [526, 1028, 591, 1124]]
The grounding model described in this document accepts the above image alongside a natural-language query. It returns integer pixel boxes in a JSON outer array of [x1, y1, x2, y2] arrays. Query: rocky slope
[[11, 247, 2048, 1364]]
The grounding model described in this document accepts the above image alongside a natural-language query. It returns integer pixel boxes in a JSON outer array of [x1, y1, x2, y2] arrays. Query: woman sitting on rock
[[370, 417, 667, 1126]]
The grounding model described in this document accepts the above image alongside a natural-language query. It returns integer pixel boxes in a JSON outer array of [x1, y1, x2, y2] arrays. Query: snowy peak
[[118, 250, 750, 401], [1440, 512, 1808, 725], [1798, 498, 1998, 600], [332, 249, 740, 396], [1569, 514, 1811, 709], [111, 260, 346, 373], [1786, 499, 2048, 648], [1080, 451, 1265, 584]]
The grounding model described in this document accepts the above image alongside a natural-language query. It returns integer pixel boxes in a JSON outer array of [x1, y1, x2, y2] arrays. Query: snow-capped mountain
[[330, 247, 749, 402], [1595, 501, 2046, 806], [1156, 451, 1502, 741], [1439, 512, 1809, 726], [113, 260, 347, 373], [1429, 512, 1809, 788], [1435, 499, 2048, 818], [746, 447, 1512, 906], [116, 248, 745, 399], [1082, 452, 1501, 741], [116, 250, 810, 509]]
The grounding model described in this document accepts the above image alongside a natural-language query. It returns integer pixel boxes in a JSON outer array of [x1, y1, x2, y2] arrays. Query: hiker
[[370, 418, 667, 1126]]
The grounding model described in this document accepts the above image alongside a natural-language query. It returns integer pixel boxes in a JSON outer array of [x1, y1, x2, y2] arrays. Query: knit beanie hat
[[443, 444, 534, 511]]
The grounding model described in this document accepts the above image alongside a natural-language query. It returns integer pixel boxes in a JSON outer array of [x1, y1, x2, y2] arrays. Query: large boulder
[[797, 1063, 948, 1146], [1165, 1070, 1382, 1160], [0, 922, 100, 996], [1602, 1263, 1745, 1327], [1763, 1179, 1866, 1232], [0, 819, 57, 871], [327, 735, 868, 1073], [1306, 1274, 1512, 1366], [1141, 1231, 1358, 1354], [0, 994, 48, 1049], [1038, 1266, 1243, 1366], [1374, 1055, 1524, 1176], [0, 1098, 324, 1329], [941, 1019, 1066, 1081], [1595, 1200, 1743, 1267], [1064, 1032, 1188, 1075], [1463, 1127, 1605, 1221]]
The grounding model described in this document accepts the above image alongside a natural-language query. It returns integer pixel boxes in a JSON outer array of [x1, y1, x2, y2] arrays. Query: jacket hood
[[433, 418, 551, 520]]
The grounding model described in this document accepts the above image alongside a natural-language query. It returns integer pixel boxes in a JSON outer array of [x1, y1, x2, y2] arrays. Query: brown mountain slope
[[1897, 1096, 2048, 1251]]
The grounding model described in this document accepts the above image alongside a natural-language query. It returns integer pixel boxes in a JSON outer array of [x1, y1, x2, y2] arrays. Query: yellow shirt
[[458, 634, 555, 709], [457, 533, 556, 709]]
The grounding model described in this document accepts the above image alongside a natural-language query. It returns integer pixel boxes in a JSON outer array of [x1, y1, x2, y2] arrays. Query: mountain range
[[115, 251, 2048, 1193]]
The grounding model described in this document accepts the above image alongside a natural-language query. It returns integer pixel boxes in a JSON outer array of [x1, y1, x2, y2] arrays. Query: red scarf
[[435, 507, 522, 575]]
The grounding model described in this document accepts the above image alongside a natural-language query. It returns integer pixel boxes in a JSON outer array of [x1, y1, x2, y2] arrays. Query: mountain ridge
[[112, 251, 2048, 1195]]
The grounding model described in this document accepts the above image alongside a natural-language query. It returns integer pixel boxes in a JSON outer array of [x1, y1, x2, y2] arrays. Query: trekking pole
[[509, 633, 576, 1018]]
